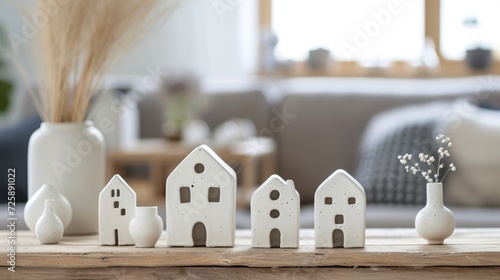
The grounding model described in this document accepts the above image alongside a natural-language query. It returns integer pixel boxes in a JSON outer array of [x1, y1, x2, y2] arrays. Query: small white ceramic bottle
[[129, 206, 163, 248], [35, 199, 64, 244], [24, 184, 72, 233]]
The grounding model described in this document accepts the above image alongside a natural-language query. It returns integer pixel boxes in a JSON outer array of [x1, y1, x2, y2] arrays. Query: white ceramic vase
[[28, 122, 105, 235], [415, 183, 455, 244], [24, 184, 72, 233], [35, 199, 64, 244], [129, 206, 163, 248]]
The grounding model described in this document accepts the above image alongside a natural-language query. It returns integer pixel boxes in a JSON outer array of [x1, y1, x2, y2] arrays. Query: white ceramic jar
[[35, 199, 64, 244], [28, 122, 105, 235], [129, 206, 163, 248], [415, 183, 455, 244]]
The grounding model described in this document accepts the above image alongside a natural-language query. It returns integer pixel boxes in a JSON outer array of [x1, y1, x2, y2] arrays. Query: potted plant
[[398, 134, 457, 244]]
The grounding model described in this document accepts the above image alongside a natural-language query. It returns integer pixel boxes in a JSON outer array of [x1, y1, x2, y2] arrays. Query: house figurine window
[[348, 197, 356, 204], [335, 214, 344, 224], [180, 187, 191, 203], [114, 201, 119, 208], [194, 163, 204, 173], [325, 197, 332, 205], [208, 187, 220, 202], [270, 209, 280, 218], [270, 190, 280, 200]]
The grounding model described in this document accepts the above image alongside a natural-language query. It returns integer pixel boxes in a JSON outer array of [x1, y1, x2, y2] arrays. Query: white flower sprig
[[398, 134, 456, 183]]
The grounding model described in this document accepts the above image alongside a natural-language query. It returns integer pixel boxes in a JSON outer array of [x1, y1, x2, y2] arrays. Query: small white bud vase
[[415, 183, 455, 244], [129, 206, 163, 248], [24, 184, 72, 234], [28, 121, 105, 235], [35, 199, 64, 244]]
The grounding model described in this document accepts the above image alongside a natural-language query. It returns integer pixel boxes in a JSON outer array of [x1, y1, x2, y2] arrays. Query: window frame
[[260, 0, 500, 78]]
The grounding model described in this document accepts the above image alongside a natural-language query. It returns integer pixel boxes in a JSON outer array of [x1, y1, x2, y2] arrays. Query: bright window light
[[441, 0, 500, 60], [271, 0, 425, 63]]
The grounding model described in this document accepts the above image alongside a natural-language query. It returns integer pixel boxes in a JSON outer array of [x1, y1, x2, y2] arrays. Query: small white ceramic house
[[314, 169, 366, 248], [251, 175, 300, 248], [166, 144, 236, 247], [99, 174, 136, 246]]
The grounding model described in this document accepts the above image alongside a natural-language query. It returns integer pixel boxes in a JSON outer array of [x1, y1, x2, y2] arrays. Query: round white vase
[[35, 199, 64, 244], [129, 206, 163, 248], [415, 183, 455, 244], [28, 122, 105, 235], [24, 184, 72, 233]]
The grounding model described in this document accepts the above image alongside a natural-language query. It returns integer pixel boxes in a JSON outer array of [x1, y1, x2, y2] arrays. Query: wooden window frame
[[260, 0, 500, 78]]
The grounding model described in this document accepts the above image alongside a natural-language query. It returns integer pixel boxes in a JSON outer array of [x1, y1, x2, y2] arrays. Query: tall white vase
[[28, 122, 105, 235], [415, 183, 455, 244], [129, 206, 163, 248]]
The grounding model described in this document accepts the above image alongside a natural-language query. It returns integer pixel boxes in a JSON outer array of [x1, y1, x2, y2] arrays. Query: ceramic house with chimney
[[251, 175, 300, 248], [166, 145, 236, 247], [314, 169, 366, 248], [99, 174, 136, 245]]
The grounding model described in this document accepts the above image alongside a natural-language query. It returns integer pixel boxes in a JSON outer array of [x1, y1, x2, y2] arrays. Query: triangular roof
[[316, 169, 365, 195], [169, 144, 236, 179], [100, 174, 136, 196]]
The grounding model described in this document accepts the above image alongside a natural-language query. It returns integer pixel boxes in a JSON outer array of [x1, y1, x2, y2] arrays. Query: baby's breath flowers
[[397, 134, 456, 183]]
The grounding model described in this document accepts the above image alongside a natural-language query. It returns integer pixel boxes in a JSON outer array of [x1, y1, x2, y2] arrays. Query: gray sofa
[[3, 76, 500, 230], [138, 76, 500, 228]]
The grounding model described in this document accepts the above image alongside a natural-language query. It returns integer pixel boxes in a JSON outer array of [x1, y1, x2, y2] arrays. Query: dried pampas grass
[[28, 0, 178, 122]]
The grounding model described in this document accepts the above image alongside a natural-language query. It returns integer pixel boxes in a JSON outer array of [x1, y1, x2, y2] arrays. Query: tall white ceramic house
[[166, 145, 236, 247], [314, 169, 366, 248], [99, 174, 136, 245], [251, 175, 300, 248]]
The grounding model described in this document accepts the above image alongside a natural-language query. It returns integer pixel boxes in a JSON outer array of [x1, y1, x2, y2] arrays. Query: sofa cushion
[[355, 102, 451, 205], [276, 77, 485, 204], [443, 99, 500, 207]]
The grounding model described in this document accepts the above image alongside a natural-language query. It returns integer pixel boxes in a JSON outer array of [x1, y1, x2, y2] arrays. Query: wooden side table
[[2, 228, 500, 278], [107, 137, 277, 208]]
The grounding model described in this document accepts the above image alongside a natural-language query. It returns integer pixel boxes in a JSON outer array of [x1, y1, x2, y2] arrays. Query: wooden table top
[[2, 228, 500, 269]]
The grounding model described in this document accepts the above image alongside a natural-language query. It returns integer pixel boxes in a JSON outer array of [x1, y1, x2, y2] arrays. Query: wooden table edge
[[3, 228, 500, 269]]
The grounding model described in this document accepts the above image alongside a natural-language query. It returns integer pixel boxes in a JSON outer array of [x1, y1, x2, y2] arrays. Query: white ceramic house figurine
[[251, 175, 300, 248], [314, 169, 366, 248], [99, 174, 136, 246], [166, 145, 236, 247]]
